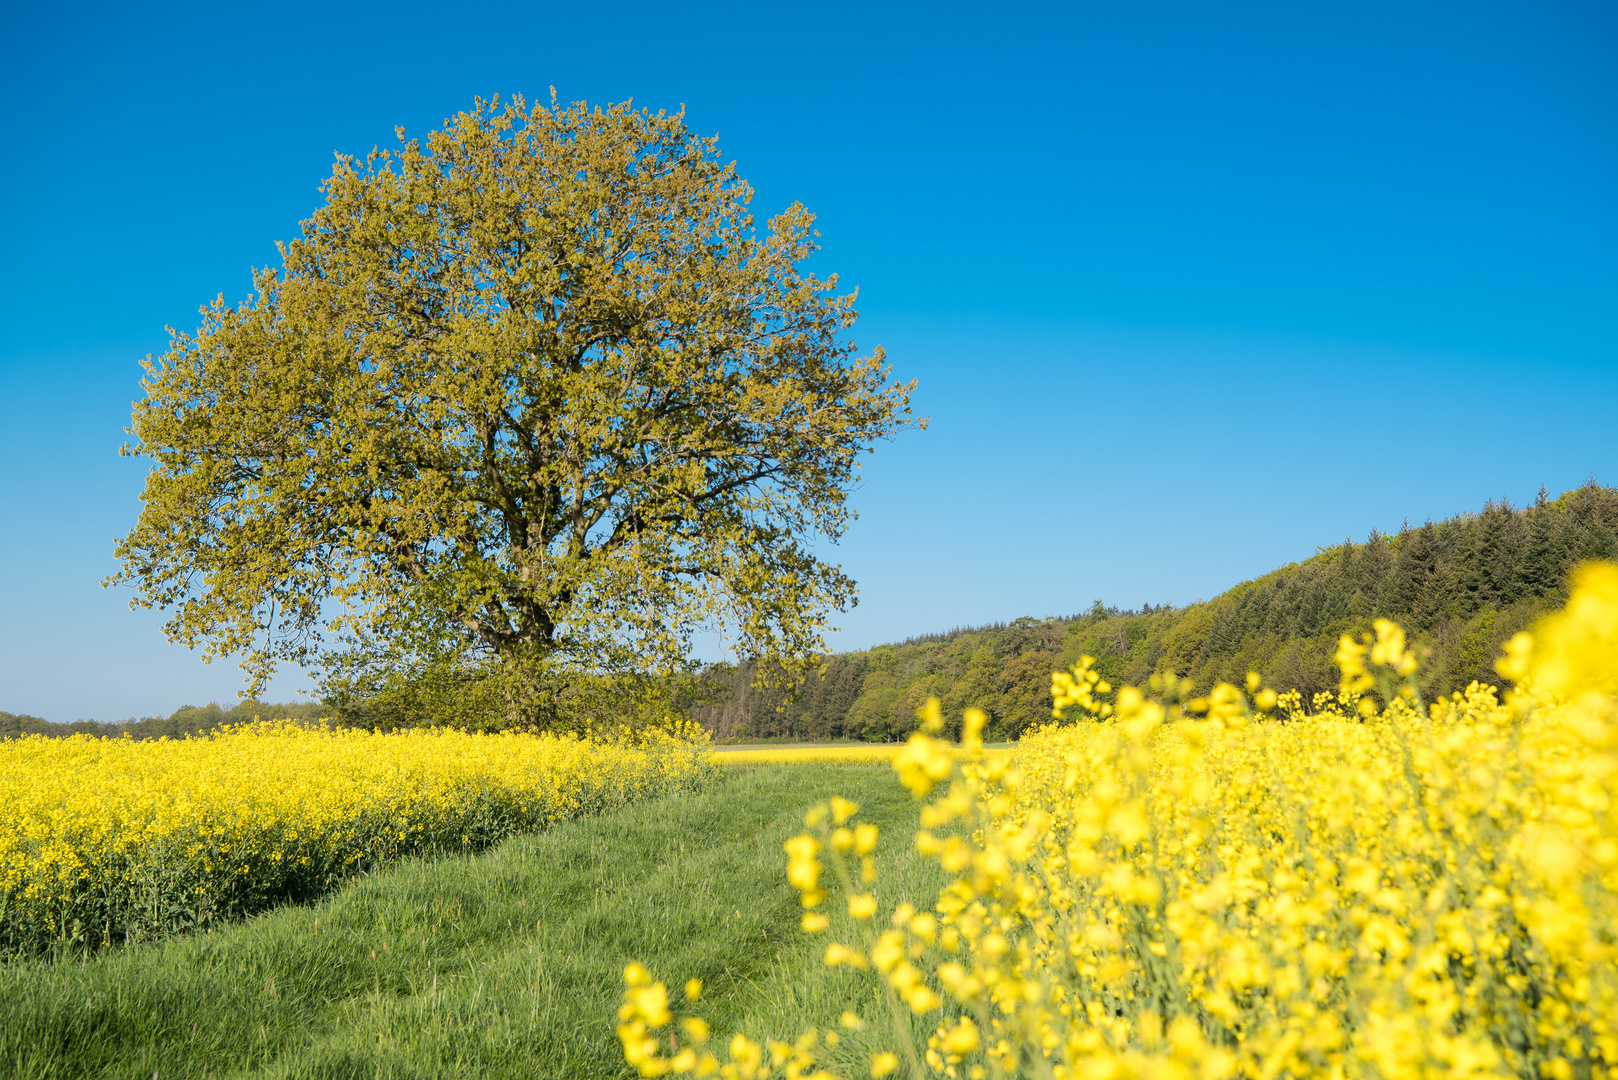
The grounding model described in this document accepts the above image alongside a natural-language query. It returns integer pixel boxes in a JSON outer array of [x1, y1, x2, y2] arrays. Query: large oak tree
[[111, 96, 919, 728]]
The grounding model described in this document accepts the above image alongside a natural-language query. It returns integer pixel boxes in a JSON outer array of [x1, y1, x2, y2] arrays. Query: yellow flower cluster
[[624, 562, 1618, 1080], [0, 720, 715, 955], [1049, 656, 1113, 720], [618, 963, 775, 1079]]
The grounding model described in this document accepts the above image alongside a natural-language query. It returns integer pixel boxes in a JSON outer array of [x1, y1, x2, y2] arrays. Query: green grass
[[0, 763, 945, 1080]]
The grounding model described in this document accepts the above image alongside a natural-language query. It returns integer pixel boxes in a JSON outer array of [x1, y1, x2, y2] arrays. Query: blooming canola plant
[[622, 563, 1618, 1080], [0, 721, 715, 955]]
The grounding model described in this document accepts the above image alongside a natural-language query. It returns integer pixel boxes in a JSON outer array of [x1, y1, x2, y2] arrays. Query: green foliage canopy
[[111, 96, 918, 728]]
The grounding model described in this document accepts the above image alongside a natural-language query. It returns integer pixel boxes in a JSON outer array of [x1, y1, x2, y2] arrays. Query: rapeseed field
[[0, 721, 716, 956], [621, 563, 1618, 1080]]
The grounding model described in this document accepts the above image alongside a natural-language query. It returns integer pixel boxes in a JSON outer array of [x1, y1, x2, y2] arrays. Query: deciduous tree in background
[[111, 95, 920, 730]]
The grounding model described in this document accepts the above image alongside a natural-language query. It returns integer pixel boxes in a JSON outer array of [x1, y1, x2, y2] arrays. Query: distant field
[[713, 741, 1016, 763]]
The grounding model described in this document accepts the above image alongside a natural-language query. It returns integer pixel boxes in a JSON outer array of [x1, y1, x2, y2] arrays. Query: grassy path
[[0, 763, 939, 1080]]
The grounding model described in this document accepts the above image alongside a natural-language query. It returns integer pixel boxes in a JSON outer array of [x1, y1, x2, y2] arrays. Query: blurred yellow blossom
[[623, 565, 1618, 1080]]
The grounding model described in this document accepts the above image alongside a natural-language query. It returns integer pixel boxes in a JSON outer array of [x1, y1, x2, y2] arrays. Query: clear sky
[[1, 0, 1613, 721]]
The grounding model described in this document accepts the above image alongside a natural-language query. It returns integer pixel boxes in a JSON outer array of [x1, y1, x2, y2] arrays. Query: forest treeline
[[691, 482, 1618, 742], [0, 700, 326, 741]]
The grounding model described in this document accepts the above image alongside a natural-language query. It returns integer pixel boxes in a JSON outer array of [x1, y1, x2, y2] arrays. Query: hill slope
[[692, 482, 1618, 742]]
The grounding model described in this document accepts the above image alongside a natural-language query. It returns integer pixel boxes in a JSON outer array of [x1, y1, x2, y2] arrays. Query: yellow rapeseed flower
[[622, 568, 1618, 1080], [0, 721, 714, 955]]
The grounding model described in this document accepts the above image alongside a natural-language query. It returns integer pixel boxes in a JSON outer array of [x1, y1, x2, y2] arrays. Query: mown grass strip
[[0, 762, 935, 1080]]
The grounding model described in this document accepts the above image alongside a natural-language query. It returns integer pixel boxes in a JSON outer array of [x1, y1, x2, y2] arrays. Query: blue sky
[[1, 0, 1613, 720]]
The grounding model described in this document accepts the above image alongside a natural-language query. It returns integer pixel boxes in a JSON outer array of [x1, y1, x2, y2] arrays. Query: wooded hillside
[[691, 482, 1618, 741]]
